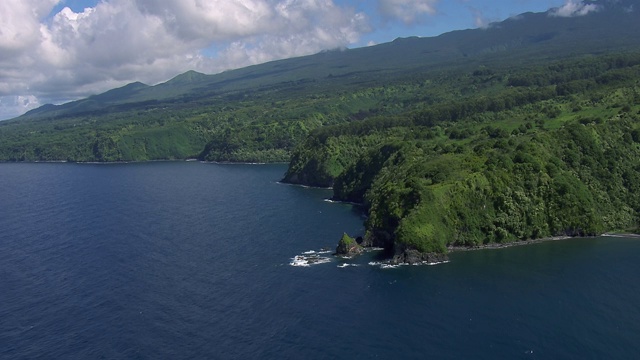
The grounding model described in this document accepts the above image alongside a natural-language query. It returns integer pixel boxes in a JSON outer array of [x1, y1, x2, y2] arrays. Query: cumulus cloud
[[0, 0, 60, 54], [377, 0, 439, 25], [0, 0, 370, 119], [0, 95, 42, 121], [550, 0, 601, 17]]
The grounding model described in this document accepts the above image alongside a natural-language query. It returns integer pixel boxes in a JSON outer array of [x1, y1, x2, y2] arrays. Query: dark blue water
[[1, 162, 639, 359]]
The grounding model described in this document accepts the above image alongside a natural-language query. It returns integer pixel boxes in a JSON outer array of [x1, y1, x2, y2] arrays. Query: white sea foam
[[368, 261, 396, 269], [380, 264, 401, 269], [323, 199, 361, 206], [276, 182, 333, 190], [602, 233, 640, 238], [424, 260, 450, 266], [337, 263, 360, 268], [368, 260, 450, 269], [202, 161, 268, 165], [290, 253, 331, 267]]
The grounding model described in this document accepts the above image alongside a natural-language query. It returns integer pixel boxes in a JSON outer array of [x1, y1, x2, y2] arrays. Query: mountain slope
[[14, 0, 640, 122], [0, 0, 638, 164]]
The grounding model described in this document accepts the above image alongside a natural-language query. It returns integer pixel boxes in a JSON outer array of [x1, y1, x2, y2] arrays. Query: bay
[[0, 162, 638, 359]]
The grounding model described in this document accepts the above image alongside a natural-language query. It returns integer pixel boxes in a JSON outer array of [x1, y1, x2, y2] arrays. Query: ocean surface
[[1, 162, 639, 359]]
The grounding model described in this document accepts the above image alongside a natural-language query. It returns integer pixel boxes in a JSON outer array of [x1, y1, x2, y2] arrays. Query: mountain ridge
[[13, 0, 640, 122], [0, 0, 639, 166]]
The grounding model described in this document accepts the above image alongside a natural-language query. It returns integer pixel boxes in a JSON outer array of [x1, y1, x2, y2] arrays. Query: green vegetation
[[1, 0, 638, 164], [1, 1, 640, 257], [336, 233, 363, 256], [285, 52, 640, 255]]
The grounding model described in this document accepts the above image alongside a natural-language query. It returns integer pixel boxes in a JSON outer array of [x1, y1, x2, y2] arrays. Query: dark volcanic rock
[[360, 230, 394, 249], [391, 246, 449, 265], [281, 167, 334, 188]]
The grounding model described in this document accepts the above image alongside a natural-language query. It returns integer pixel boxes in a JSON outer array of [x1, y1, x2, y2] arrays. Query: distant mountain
[[15, 0, 640, 121], [90, 81, 150, 102], [20, 81, 150, 118], [165, 70, 209, 85]]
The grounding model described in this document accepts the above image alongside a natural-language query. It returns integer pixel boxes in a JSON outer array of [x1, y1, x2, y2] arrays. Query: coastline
[[447, 236, 574, 253], [323, 198, 363, 206], [276, 181, 333, 190], [200, 160, 288, 165], [447, 233, 640, 253], [0, 159, 288, 165], [602, 232, 640, 238]]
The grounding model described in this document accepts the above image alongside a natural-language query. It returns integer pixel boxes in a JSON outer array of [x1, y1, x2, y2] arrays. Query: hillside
[[0, 0, 638, 163], [283, 52, 640, 262]]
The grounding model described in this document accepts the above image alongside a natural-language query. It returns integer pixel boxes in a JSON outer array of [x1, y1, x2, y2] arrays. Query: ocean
[[1, 162, 638, 359]]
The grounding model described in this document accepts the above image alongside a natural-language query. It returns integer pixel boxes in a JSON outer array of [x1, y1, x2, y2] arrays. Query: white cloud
[[468, 7, 492, 29], [0, 0, 370, 119], [0, 95, 41, 120], [378, 0, 439, 25], [0, 0, 60, 54], [550, 0, 601, 17]]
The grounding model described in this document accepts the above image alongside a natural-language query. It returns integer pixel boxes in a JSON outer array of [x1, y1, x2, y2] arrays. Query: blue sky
[[0, 0, 595, 119], [353, 0, 566, 45], [51, 0, 567, 47]]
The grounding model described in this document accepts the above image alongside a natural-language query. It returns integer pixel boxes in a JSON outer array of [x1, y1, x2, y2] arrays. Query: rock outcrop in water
[[335, 233, 363, 257], [335, 231, 449, 265]]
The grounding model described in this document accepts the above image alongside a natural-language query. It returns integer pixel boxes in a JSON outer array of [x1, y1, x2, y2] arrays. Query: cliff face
[[391, 245, 449, 265], [281, 159, 335, 188]]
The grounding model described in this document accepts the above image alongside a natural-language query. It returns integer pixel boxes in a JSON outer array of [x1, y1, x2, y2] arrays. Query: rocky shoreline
[[335, 232, 450, 265], [447, 236, 574, 252], [334, 233, 640, 266], [445, 232, 640, 253], [390, 247, 449, 265]]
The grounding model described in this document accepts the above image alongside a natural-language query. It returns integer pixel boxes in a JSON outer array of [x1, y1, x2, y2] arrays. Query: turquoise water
[[1, 162, 638, 359]]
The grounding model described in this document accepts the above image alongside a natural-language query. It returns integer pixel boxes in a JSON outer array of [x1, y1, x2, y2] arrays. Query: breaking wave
[[290, 249, 333, 267], [337, 263, 360, 268], [368, 260, 450, 269]]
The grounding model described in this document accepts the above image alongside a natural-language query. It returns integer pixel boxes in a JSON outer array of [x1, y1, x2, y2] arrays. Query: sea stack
[[335, 233, 363, 257]]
